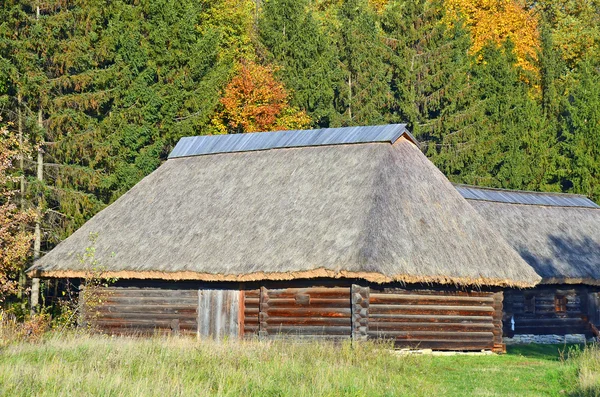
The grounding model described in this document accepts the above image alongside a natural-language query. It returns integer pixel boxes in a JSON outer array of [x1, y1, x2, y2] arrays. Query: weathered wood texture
[[352, 285, 369, 341], [368, 288, 503, 352], [197, 289, 240, 340], [247, 287, 353, 339], [86, 282, 505, 351], [90, 286, 198, 335], [504, 287, 592, 336]]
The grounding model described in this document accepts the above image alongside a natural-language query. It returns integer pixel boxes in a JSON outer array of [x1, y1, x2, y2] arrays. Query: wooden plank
[[197, 289, 240, 340]]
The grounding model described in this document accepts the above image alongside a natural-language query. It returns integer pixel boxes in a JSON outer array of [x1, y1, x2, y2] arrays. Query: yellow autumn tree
[[445, 0, 540, 74]]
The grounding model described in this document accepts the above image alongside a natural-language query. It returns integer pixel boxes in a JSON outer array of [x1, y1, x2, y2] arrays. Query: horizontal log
[[369, 314, 493, 323], [515, 317, 585, 325], [367, 322, 494, 332], [369, 294, 494, 305], [244, 290, 260, 298], [266, 334, 352, 341], [262, 298, 351, 309], [244, 298, 260, 306], [368, 330, 494, 341], [100, 289, 198, 297], [96, 305, 196, 314], [262, 317, 351, 327], [263, 308, 351, 317], [103, 297, 198, 306], [266, 287, 350, 298], [392, 340, 494, 351], [376, 289, 492, 297], [265, 326, 351, 335], [94, 315, 197, 324], [514, 326, 589, 335], [94, 319, 197, 328], [99, 328, 196, 336], [370, 305, 493, 316]]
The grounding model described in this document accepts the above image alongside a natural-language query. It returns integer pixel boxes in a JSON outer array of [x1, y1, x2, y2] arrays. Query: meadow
[[1, 333, 599, 397]]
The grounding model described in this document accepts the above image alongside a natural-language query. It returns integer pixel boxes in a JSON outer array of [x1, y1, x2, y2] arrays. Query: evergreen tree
[[259, 0, 341, 126], [438, 40, 558, 191], [381, 0, 477, 152], [334, 0, 391, 126], [560, 59, 600, 199]]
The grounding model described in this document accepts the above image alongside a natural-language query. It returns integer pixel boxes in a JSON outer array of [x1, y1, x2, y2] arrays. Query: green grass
[[0, 334, 596, 396]]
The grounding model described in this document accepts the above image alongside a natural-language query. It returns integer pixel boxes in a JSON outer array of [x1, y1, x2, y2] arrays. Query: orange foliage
[[212, 61, 311, 134], [445, 0, 540, 74], [0, 121, 34, 301]]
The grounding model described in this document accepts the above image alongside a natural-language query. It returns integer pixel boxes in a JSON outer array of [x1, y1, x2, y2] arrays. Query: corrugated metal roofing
[[168, 124, 412, 159], [455, 184, 600, 208]]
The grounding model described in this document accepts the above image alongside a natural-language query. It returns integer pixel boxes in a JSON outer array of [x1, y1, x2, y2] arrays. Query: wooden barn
[[28, 124, 540, 352], [457, 184, 600, 340]]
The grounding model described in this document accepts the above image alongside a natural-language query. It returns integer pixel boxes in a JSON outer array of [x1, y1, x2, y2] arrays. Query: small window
[[555, 295, 567, 313], [524, 296, 536, 313]]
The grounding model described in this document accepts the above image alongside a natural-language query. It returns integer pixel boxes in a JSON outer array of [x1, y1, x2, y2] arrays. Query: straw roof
[[29, 125, 540, 287], [458, 184, 600, 285]]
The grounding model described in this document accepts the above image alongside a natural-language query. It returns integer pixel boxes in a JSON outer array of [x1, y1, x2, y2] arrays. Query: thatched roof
[[29, 125, 540, 287], [457, 184, 600, 285]]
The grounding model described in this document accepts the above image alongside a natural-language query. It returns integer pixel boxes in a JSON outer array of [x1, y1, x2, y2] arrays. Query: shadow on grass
[[507, 343, 585, 361]]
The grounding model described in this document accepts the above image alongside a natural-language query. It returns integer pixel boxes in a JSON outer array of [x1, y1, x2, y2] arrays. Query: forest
[[0, 0, 599, 302]]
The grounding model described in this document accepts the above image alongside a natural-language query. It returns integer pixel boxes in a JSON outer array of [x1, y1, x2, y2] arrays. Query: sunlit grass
[[0, 333, 593, 396]]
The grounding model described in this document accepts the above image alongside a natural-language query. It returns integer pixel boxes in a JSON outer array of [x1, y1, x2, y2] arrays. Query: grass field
[[0, 334, 598, 397]]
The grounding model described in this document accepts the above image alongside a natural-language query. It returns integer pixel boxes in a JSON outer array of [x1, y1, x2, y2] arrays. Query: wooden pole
[[31, 108, 43, 312]]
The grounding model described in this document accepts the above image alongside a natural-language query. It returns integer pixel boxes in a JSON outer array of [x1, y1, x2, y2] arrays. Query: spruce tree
[[334, 0, 391, 126], [259, 0, 340, 127], [560, 59, 600, 199], [381, 0, 477, 153], [438, 40, 558, 191]]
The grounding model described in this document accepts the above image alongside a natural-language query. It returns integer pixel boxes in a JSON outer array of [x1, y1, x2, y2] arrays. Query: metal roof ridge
[[168, 124, 414, 159]]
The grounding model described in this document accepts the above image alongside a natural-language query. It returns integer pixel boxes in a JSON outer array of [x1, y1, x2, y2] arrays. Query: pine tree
[[259, 0, 341, 126]]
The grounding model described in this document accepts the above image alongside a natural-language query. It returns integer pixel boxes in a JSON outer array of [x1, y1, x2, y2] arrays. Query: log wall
[[90, 285, 198, 335], [367, 288, 503, 352], [244, 286, 353, 340], [503, 286, 591, 336], [85, 281, 504, 351]]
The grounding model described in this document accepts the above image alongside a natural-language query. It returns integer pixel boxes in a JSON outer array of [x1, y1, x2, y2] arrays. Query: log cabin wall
[[503, 286, 593, 337], [88, 283, 198, 335], [241, 281, 504, 352], [243, 286, 353, 340], [366, 287, 504, 352], [83, 280, 504, 351]]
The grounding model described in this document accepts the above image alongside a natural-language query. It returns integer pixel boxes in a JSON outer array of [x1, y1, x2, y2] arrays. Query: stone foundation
[[503, 334, 589, 345]]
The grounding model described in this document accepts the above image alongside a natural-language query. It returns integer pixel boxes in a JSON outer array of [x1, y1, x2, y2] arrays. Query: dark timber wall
[[84, 280, 504, 351], [89, 285, 198, 335], [503, 286, 595, 337]]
